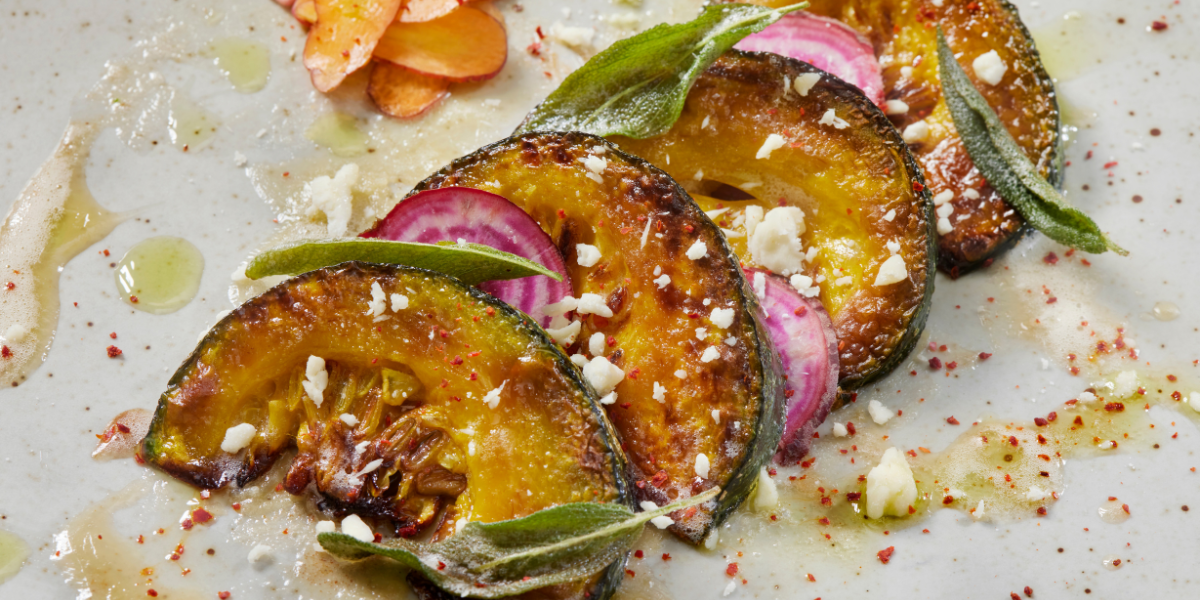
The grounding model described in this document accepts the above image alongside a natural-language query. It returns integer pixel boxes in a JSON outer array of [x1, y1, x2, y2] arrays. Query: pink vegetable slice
[[734, 11, 884, 107], [361, 187, 572, 327], [748, 269, 840, 463]]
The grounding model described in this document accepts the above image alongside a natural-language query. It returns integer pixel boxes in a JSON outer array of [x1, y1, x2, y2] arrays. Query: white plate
[[2, 0, 1198, 598]]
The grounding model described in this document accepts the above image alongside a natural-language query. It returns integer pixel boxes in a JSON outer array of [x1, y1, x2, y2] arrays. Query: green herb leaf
[[244, 239, 562, 286], [936, 29, 1126, 256], [516, 3, 807, 139], [320, 487, 721, 599]]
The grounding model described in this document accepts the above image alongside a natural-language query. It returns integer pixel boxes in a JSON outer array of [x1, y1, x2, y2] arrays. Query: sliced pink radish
[[734, 11, 885, 107], [361, 187, 572, 327], [748, 269, 840, 464]]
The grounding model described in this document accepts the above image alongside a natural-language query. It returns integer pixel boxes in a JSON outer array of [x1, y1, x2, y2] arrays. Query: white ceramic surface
[[1, 1, 1198, 598]]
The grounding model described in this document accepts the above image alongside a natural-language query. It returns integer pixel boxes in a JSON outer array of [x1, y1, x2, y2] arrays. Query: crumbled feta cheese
[[752, 271, 766, 299], [304, 163, 359, 238], [650, 515, 674, 529], [544, 296, 579, 317], [694, 453, 711, 479], [315, 520, 336, 534], [963, 188, 981, 200], [789, 273, 813, 292], [247, 544, 273, 564], [743, 205, 764, 238], [221, 423, 257, 453], [1026, 486, 1048, 502], [865, 447, 918, 519], [583, 357, 624, 395], [706, 207, 730, 219], [390, 293, 408, 311], [1078, 391, 1097, 403], [937, 217, 953, 235], [973, 50, 1007, 85], [685, 240, 708, 260], [589, 332, 606, 356], [303, 355, 329, 406], [835, 276, 853, 286], [653, 274, 671, 289], [1098, 440, 1115, 450], [756, 134, 786, 159], [900, 65, 913, 78], [885, 99, 910, 115], [576, 243, 602, 267], [365, 281, 387, 317], [818, 109, 849, 129], [700, 346, 720, 363], [639, 501, 659, 512], [832, 422, 848, 437], [748, 207, 806, 275], [886, 240, 901, 255], [695, 327, 708, 340], [483, 380, 507, 409], [883, 208, 896, 222], [570, 353, 589, 368], [711, 409, 721, 424], [340, 515, 374, 543], [468, 440, 477, 456], [339, 413, 360, 427], [233, 151, 248, 167], [354, 441, 370, 454], [724, 335, 737, 346], [653, 382, 667, 403], [359, 459, 383, 475], [793, 72, 821, 96], [902, 120, 930, 143], [868, 399, 896, 425], [710, 307, 735, 329], [933, 190, 955, 206], [653, 265, 662, 277], [3, 323, 29, 343], [575, 293, 613, 317], [674, 369, 688, 379], [550, 22, 595, 49], [582, 155, 607, 175], [693, 168, 704, 181], [873, 255, 908, 286], [547, 320, 582, 346], [1112, 370, 1139, 397], [753, 466, 778, 510], [599, 392, 617, 405], [936, 203, 955, 219], [723, 580, 737, 597]]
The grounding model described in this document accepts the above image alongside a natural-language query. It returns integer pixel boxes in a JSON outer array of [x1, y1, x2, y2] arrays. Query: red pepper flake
[[1047, 411, 1057, 422], [1103, 161, 1119, 169], [1151, 20, 1169, 31], [106, 345, 123, 358], [912, 181, 924, 192], [218, 593, 232, 600], [928, 357, 942, 370], [1034, 417, 1048, 427], [231, 502, 241, 511], [450, 355, 464, 365], [1073, 415, 1084, 426], [1122, 503, 1130, 514], [192, 508, 213, 524], [627, 367, 640, 379], [1046, 297, 1058, 304], [845, 492, 861, 502], [943, 496, 954, 505], [624, 569, 635, 578], [1104, 402, 1125, 412], [793, 305, 808, 317], [0, 346, 11, 359], [147, 591, 158, 597], [661, 553, 671, 561], [485, 307, 495, 316], [820, 497, 832, 506], [877, 546, 895, 564], [634, 550, 644, 558], [846, 422, 856, 436], [1036, 506, 1047, 515], [1009, 436, 1019, 447], [3, 282, 13, 290], [1043, 252, 1059, 265], [946, 361, 958, 370], [725, 563, 739, 577], [1037, 434, 1048, 444]]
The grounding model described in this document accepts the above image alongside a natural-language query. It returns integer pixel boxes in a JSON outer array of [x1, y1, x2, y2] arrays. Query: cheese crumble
[[873, 255, 908, 286], [547, 320, 582, 345], [653, 381, 666, 403], [340, 515, 374, 543], [710, 307, 734, 329], [221, 423, 257, 454], [756, 134, 786, 159], [902, 120, 930, 143], [885, 99, 909, 115], [303, 355, 328, 406], [865, 447, 918, 519], [304, 163, 359, 238], [793, 72, 821, 96], [694, 453, 711, 479], [973, 50, 1007, 85], [483, 380, 507, 409], [685, 240, 708, 260], [588, 332, 606, 356], [575, 293, 613, 317], [700, 346, 720, 363], [868, 399, 896, 424], [818, 108, 849, 129], [753, 466, 779, 510], [583, 357, 624, 395], [576, 243, 602, 267], [748, 207, 806, 275]]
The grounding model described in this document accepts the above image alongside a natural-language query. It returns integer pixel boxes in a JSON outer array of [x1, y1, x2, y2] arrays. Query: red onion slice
[[361, 187, 572, 327], [748, 269, 840, 463], [734, 11, 885, 107]]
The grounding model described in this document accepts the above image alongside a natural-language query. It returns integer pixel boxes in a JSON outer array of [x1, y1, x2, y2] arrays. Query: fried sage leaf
[[516, 2, 807, 139], [937, 29, 1125, 256], [244, 239, 561, 285], [320, 487, 720, 599]]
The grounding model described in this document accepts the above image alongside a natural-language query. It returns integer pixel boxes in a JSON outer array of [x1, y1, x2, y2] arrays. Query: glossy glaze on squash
[[411, 132, 786, 543], [613, 51, 935, 389]]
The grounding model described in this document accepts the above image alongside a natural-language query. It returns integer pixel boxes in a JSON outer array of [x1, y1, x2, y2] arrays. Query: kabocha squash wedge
[[612, 51, 935, 390], [408, 132, 786, 543], [802, 0, 1061, 275], [140, 263, 631, 600]]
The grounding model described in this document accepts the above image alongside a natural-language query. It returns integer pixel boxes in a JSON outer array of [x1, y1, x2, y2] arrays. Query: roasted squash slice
[[801, 0, 1061, 275], [410, 132, 786, 543], [612, 51, 935, 389], [140, 263, 630, 600]]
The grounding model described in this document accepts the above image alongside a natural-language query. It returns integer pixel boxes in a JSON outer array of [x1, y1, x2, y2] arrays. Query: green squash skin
[[140, 263, 634, 600], [408, 132, 787, 544]]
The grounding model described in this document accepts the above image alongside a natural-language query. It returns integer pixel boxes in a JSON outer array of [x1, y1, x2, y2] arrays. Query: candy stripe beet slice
[[735, 11, 884, 106], [361, 187, 572, 327], [408, 132, 786, 544], [746, 269, 840, 463]]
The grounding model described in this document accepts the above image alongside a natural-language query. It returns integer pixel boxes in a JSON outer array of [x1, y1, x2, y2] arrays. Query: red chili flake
[[1011, 594, 1021, 600], [192, 508, 213, 524], [1151, 20, 1169, 31], [661, 553, 671, 561], [946, 361, 958, 370], [1, 346, 13, 359], [651, 470, 669, 486], [627, 367, 640, 379], [820, 497, 832, 506], [3, 282, 13, 290], [485, 307, 495, 316], [912, 181, 924, 192], [793, 305, 808, 317], [877, 546, 895, 564], [1009, 436, 1019, 447], [219, 593, 232, 600], [624, 569, 635, 578], [944, 416, 960, 426], [845, 422, 856, 435], [147, 591, 158, 598], [1034, 417, 1048, 427], [1036, 507, 1047, 515], [106, 345, 123, 358], [928, 357, 942, 370], [1043, 252, 1059, 265], [231, 502, 241, 511], [687, 312, 700, 319], [1073, 415, 1084, 426], [1122, 503, 1130, 514], [1037, 434, 1048, 444], [1104, 402, 1125, 412], [726, 563, 739, 577], [450, 355, 463, 365], [907, 505, 915, 514], [1047, 411, 1057, 422], [180, 518, 194, 531], [633, 550, 644, 559], [1173, 391, 1183, 401], [527, 41, 542, 56], [535, 25, 546, 39], [943, 496, 954, 505]]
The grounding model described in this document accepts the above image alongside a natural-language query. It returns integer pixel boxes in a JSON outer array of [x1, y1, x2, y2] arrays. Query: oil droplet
[[305, 112, 370, 157], [1102, 554, 1124, 570], [208, 38, 270, 93], [168, 93, 219, 151], [0, 530, 29, 584], [1152, 301, 1180, 321], [114, 237, 204, 314], [1097, 498, 1131, 524], [1031, 12, 1116, 82]]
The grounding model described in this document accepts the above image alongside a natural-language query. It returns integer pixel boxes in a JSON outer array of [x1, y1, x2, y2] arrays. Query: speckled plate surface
[[2, 1, 1199, 598]]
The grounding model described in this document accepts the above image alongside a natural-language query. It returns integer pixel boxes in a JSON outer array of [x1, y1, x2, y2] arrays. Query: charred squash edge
[[407, 131, 788, 542], [140, 262, 635, 600]]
